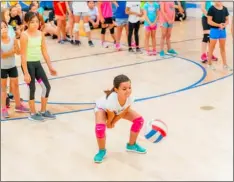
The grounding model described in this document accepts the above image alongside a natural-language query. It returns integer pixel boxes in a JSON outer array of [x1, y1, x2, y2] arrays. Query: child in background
[[159, 1, 178, 57], [98, 1, 117, 48], [126, 1, 143, 53], [207, 2, 232, 71], [115, 1, 129, 51], [143, 1, 160, 56], [9, 5, 22, 39], [1, 21, 29, 119]]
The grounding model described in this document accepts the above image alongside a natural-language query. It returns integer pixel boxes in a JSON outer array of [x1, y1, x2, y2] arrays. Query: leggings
[[128, 21, 140, 47], [26, 61, 51, 100]]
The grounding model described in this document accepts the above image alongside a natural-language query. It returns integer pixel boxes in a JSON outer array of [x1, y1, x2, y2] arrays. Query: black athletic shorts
[[1, 66, 18, 79]]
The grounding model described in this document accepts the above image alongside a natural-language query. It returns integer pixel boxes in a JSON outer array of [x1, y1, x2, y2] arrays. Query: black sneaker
[[136, 48, 142, 54], [75, 40, 81, 46], [129, 48, 134, 53], [88, 40, 94, 47], [52, 34, 58, 39]]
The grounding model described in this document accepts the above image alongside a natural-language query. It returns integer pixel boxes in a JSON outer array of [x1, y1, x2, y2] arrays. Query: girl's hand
[[219, 23, 225, 29], [49, 67, 57, 76], [150, 23, 156, 27], [168, 19, 174, 24], [24, 73, 31, 84]]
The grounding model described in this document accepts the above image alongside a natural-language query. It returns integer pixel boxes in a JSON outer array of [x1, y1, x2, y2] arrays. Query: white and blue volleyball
[[144, 119, 168, 143]]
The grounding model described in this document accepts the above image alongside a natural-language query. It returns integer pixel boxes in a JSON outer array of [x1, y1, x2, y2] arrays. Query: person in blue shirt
[[143, 1, 160, 56], [115, 1, 129, 51]]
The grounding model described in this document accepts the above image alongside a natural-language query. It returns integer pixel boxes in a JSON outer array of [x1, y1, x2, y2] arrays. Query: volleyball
[[144, 119, 168, 143]]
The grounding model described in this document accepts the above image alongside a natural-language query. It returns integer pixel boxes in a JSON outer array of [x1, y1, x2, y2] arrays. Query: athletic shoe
[[126, 143, 147, 154], [94, 149, 106, 163]]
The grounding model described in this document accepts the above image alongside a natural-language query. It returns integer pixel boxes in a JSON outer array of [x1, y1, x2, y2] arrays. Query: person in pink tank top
[[98, 1, 118, 48], [159, 1, 178, 57]]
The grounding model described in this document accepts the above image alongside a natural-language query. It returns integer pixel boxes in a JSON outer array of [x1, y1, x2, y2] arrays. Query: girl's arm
[[201, 2, 208, 17], [41, 33, 52, 69], [160, 3, 170, 22], [153, 9, 159, 25], [20, 33, 29, 75], [97, 2, 104, 23], [106, 106, 130, 128], [207, 15, 223, 28], [14, 38, 20, 55], [143, 9, 151, 25], [65, 1, 72, 15], [125, 7, 138, 16], [223, 15, 229, 27], [1, 47, 15, 59]]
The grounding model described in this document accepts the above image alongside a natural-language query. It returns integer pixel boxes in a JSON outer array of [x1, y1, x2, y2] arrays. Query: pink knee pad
[[95, 123, 106, 138], [131, 117, 144, 133]]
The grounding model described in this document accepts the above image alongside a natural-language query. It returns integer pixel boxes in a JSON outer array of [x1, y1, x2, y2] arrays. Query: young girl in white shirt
[[94, 74, 146, 163]]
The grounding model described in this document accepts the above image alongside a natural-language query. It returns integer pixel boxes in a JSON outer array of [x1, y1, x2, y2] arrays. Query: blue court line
[[20, 55, 204, 105], [2, 55, 209, 122]]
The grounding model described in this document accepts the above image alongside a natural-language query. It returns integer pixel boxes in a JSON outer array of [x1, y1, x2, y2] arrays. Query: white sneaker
[[223, 65, 233, 71], [207, 64, 216, 70], [101, 42, 109, 48]]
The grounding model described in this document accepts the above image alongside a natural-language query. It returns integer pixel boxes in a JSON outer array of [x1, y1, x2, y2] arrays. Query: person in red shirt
[[53, 1, 67, 44]]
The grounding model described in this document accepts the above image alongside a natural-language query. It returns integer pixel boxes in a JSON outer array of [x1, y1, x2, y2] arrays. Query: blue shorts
[[115, 18, 128, 26], [162, 22, 173, 28], [210, 28, 226, 39]]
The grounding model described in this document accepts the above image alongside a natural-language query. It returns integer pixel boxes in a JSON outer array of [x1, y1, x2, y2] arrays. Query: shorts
[[210, 28, 226, 39], [202, 16, 210, 31], [73, 12, 89, 16], [104, 17, 113, 24], [116, 18, 128, 26], [162, 22, 173, 28], [1, 66, 18, 79], [145, 25, 157, 31]]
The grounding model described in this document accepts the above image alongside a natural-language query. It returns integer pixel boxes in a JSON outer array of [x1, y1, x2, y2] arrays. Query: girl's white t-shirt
[[95, 92, 135, 115], [126, 2, 141, 23]]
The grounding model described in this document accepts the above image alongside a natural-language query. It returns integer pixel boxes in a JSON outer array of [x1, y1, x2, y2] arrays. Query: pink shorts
[[145, 25, 157, 31]]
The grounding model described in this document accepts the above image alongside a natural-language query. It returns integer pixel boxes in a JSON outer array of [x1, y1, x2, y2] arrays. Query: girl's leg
[[61, 19, 66, 40], [166, 27, 172, 51], [83, 15, 92, 42], [122, 108, 146, 153], [56, 17, 62, 42], [74, 15, 81, 43], [94, 109, 107, 163], [35, 63, 55, 119], [151, 29, 157, 55], [144, 28, 151, 55], [108, 24, 116, 43], [128, 22, 134, 50], [116, 25, 124, 50], [134, 21, 140, 49], [10, 77, 28, 113], [207, 38, 217, 67], [68, 13, 74, 40], [160, 26, 167, 55], [1, 78, 8, 118], [201, 29, 210, 62], [219, 38, 231, 70]]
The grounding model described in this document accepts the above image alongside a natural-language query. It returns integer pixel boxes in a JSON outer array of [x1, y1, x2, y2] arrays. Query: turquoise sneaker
[[94, 149, 106, 163], [126, 143, 147, 154], [159, 50, 165, 57], [167, 49, 178, 55]]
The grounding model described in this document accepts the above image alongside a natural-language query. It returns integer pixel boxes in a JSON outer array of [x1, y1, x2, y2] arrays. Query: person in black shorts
[[200, 1, 218, 63], [207, 1, 232, 71]]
